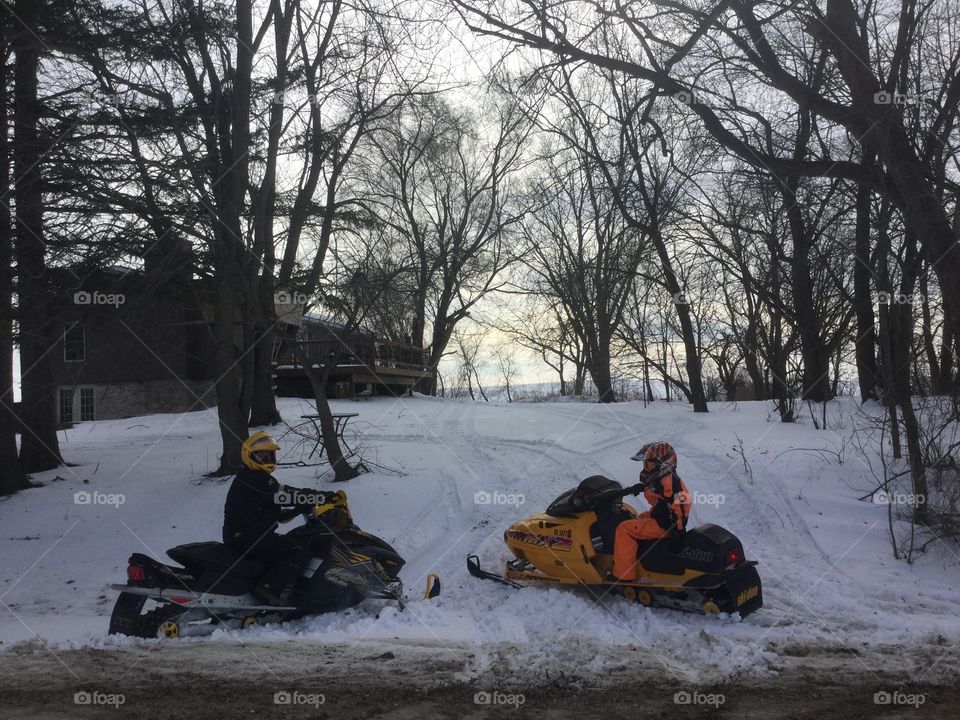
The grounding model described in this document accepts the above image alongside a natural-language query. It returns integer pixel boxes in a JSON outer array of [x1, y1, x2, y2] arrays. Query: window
[[79, 388, 95, 421], [64, 324, 85, 362], [58, 389, 74, 426]]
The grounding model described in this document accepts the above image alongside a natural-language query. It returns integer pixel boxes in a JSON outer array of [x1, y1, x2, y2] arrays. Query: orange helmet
[[631, 441, 677, 474]]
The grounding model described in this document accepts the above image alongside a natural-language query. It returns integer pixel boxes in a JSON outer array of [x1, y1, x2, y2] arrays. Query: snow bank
[[2, 396, 958, 684]]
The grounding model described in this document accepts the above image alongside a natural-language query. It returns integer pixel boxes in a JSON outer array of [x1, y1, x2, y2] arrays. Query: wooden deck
[[273, 338, 433, 391]]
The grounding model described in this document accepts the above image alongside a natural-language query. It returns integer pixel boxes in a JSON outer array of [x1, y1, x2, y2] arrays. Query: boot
[[253, 583, 294, 607]]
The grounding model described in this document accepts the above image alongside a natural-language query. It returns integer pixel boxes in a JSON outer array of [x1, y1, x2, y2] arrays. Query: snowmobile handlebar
[[571, 480, 650, 511]]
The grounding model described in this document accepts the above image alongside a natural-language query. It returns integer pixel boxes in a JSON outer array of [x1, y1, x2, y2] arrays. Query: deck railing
[[275, 337, 429, 371]]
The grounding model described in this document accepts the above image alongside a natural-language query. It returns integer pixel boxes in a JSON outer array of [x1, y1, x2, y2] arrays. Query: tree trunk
[[853, 178, 880, 401], [876, 300, 902, 458], [936, 292, 955, 395], [770, 313, 794, 422], [208, 0, 256, 474], [14, 0, 61, 473], [296, 343, 359, 482], [0, 16, 27, 493], [574, 363, 586, 396], [918, 272, 938, 395], [248, 3, 293, 429], [643, 356, 653, 403], [742, 322, 766, 400], [887, 304, 928, 524], [649, 223, 707, 411], [249, 327, 281, 426], [785, 196, 832, 402], [473, 366, 488, 401], [586, 337, 615, 403], [211, 282, 248, 475], [249, 279, 281, 428], [934, 201, 960, 394]]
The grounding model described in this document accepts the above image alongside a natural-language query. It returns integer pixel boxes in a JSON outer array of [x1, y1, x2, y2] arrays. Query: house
[[49, 260, 432, 425]]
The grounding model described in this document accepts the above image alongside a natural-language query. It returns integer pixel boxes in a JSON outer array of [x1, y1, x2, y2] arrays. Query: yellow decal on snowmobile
[[506, 529, 573, 551], [737, 586, 759, 606]]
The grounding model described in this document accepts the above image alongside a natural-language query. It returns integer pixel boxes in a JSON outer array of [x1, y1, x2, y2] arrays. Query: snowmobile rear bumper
[[718, 562, 763, 617]]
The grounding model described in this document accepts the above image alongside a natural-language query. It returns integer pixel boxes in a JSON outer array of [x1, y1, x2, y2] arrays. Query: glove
[[650, 499, 676, 530]]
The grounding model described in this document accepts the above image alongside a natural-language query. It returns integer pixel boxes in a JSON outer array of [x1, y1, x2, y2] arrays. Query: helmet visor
[[252, 450, 277, 467]]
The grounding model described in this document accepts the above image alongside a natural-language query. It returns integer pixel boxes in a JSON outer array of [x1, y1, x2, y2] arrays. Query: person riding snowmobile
[[612, 441, 693, 581], [223, 432, 329, 606]]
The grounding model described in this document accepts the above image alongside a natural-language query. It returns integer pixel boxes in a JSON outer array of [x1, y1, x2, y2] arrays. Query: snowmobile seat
[[636, 535, 686, 575], [166, 542, 268, 594], [636, 524, 745, 575], [590, 505, 635, 554]]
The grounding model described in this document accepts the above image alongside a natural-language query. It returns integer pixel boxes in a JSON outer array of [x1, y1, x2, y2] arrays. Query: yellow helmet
[[241, 432, 279, 473]]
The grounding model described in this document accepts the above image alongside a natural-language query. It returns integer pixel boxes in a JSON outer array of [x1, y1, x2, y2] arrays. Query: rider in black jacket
[[223, 432, 327, 606]]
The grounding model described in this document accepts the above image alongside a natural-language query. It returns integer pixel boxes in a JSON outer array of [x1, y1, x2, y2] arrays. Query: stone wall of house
[[64, 379, 218, 421]]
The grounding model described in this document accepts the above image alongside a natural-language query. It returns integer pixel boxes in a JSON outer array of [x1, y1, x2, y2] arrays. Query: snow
[[2, 396, 959, 685]]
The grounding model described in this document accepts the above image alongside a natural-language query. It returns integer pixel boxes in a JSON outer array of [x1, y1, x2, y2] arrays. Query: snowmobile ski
[[466, 555, 523, 588]]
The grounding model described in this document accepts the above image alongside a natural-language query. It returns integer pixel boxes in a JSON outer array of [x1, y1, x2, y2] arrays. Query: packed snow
[[2, 396, 959, 685]]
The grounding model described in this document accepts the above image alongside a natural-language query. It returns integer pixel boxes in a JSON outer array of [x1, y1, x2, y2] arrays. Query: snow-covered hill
[[2, 396, 958, 685]]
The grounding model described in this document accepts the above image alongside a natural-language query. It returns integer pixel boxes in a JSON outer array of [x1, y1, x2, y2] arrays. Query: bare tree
[[0, 8, 27, 491], [454, 0, 960, 348], [519, 133, 644, 402], [13, 0, 62, 473], [368, 93, 529, 392], [494, 344, 519, 402]]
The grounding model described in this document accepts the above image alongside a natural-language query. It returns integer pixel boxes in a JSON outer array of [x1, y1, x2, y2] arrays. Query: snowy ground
[[2, 395, 959, 701]]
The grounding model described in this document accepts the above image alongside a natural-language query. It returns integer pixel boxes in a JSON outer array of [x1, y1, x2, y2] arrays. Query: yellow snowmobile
[[467, 475, 762, 617]]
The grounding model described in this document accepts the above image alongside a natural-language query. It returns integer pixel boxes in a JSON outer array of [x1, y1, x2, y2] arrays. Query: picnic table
[[300, 413, 359, 461]]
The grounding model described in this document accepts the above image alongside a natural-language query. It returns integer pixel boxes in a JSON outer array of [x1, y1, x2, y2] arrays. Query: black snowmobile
[[109, 491, 440, 638]]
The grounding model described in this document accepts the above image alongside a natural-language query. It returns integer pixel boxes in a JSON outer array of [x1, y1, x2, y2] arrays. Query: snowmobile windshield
[[546, 476, 623, 516]]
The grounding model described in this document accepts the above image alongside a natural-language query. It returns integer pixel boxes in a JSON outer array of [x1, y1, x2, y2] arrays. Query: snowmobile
[[468, 475, 762, 617], [109, 491, 440, 638]]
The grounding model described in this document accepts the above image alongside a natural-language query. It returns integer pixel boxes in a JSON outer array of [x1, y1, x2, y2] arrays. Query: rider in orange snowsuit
[[613, 441, 693, 581]]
